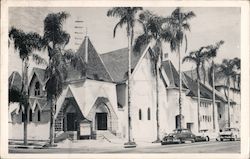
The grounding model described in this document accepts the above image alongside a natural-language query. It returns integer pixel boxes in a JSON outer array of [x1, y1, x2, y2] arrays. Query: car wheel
[[220, 138, 223, 141], [206, 136, 210, 142]]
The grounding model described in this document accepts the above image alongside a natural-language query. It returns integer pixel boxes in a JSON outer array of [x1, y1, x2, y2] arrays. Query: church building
[[8, 36, 238, 142]]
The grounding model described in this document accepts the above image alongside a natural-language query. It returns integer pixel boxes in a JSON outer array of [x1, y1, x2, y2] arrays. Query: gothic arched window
[[37, 110, 41, 122], [29, 109, 33, 122], [147, 108, 151, 120], [35, 81, 40, 96], [139, 109, 142, 120]]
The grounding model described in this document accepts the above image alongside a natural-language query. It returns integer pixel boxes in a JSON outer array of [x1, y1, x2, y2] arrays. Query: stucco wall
[[130, 51, 157, 141], [9, 122, 50, 140]]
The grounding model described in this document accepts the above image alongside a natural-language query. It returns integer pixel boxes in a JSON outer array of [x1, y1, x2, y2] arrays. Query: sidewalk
[[9, 140, 47, 149], [56, 139, 161, 149], [9, 139, 161, 150]]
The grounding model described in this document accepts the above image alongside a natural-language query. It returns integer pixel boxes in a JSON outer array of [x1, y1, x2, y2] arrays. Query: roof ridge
[[98, 53, 114, 82], [101, 47, 128, 55]]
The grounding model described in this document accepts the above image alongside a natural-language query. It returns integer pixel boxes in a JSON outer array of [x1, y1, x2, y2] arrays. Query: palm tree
[[216, 58, 240, 127], [42, 12, 86, 146], [183, 46, 207, 132], [134, 10, 172, 142], [167, 7, 195, 129], [42, 12, 71, 145], [204, 40, 224, 130], [9, 27, 44, 145], [107, 7, 143, 146]]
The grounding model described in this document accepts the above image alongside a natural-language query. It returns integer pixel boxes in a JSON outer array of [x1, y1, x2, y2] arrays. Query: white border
[[1, 0, 249, 159]]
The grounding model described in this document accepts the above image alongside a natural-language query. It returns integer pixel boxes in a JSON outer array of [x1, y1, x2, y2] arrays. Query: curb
[[9, 145, 58, 149]]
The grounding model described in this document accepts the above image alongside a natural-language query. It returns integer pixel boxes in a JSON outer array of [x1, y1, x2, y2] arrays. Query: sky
[[8, 7, 240, 75]]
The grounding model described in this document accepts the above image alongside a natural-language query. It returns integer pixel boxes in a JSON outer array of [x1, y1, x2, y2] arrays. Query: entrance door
[[96, 113, 107, 130], [67, 113, 77, 131]]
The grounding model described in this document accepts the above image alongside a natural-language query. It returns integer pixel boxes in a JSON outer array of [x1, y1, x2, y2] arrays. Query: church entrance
[[96, 113, 107, 130], [67, 113, 77, 131]]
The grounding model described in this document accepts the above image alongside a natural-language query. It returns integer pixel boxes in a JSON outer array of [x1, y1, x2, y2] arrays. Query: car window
[[182, 130, 189, 133], [224, 128, 236, 131]]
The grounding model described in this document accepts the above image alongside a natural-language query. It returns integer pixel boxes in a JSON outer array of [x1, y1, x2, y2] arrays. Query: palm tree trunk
[[23, 58, 29, 145], [23, 109, 28, 145], [227, 80, 231, 127], [49, 97, 55, 145], [197, 68, 201, 132], [155, 61, 160, 142], [127, 29, 132, 143], [212, 60, 216, 130], [178, 45, 182, 129]]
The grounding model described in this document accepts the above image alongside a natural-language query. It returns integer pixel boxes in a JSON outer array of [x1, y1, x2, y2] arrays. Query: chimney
[[85, 36, 88, 63]]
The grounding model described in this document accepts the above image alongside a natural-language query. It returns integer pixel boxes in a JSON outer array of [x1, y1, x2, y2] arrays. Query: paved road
[[9, 141, 240, 153]]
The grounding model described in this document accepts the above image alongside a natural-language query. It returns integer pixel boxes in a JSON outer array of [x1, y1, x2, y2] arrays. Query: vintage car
[[161, 129, 196, 145], [219, 128, 240, 141], [195, 129, 210, 142]]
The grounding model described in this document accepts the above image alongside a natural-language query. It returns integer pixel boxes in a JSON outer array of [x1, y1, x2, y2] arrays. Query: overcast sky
[[9, 7, 240, 74]]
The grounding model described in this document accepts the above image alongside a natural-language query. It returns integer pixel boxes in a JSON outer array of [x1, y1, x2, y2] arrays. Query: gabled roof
[[161, 60, 187, 88], [100, 44, 147, 83], [76, 37, 113, 82], [9, 71, 22, 90], [183, 73, 226, 102], [29, 97, 48, 111], [29, 67, 47, 86]]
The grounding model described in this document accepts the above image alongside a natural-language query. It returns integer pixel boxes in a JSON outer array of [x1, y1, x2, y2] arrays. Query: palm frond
[[183, 11, 196, 21], [32, 54, 48, 66], [182, 54, 197, 63], [133, 33, 150, 53]]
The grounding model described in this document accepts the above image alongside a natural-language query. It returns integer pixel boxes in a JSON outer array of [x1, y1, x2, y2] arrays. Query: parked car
[[219, 128, 240, 141], [161, 129, 196, 145], [195, 129, 210, 142], [194, 135, 208, 142]]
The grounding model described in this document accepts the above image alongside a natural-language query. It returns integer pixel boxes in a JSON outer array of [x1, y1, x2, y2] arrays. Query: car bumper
[[161, 139, 181, 145], [220, 135, 233, 139]]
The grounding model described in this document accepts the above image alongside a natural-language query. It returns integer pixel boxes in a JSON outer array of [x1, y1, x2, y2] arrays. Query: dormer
[[28, 68, 47, 98]]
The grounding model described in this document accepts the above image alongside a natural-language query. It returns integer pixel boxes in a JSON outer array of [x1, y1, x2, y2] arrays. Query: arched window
[[147, 108, 151, 120], [37, 110, 41, 122], [35, 82, 40, 96], [29, 109, 33, 122], [139, 109, 142, 120]]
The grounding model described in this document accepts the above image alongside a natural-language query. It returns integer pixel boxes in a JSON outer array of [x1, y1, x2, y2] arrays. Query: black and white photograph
[[1, 0, 249, 158]]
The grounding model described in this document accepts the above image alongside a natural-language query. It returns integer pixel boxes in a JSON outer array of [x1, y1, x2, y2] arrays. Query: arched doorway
[[95, 102, 110, 131], [65, 104, 77, 131], [61, 98, 85, 132], [87, 97, 118, 133]]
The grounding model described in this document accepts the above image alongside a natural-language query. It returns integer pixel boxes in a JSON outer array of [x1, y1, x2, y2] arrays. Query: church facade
[[8, 36, 240, 142]]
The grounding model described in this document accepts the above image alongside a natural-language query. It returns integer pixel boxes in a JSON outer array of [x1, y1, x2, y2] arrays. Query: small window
[[37, 110, 41, 122], [35, 82, 40, 96], [219, 114, 222, 119], [164, 53, 168, 59], [218, 103, 221, 108], [147, 108, 151, 120], [139, 109, 142, 120], [29, 109, 32, 122]]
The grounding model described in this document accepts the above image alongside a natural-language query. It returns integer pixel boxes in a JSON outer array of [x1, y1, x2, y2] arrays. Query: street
[[9, 141, 240, 153]]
